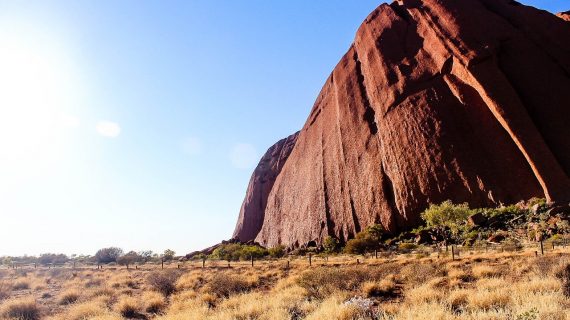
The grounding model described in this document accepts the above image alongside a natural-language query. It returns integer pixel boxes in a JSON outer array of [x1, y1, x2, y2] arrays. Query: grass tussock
[[58, 289, 81, 305], [0, 298, 41, 320], [1, 250, 569, 320], [147, 270, 182, 297]]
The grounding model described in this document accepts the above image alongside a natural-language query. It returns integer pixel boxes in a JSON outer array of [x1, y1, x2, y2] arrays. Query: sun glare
[[0, 27, 78, 182]]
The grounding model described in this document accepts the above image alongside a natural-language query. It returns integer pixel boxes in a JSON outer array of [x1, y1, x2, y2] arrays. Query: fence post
[[308, 253, 312, 266], [375, 249, 378, 259], [161, 258, 164, 269], [251, 255, 254, 267], [552, 242, 555, 250], [451, 246, 455, 261], [540, 240, 544, 255], [287, 260, 290, 269]]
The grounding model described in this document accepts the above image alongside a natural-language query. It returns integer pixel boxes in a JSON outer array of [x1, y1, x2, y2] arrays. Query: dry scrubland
[[1, 249, 570, 320]]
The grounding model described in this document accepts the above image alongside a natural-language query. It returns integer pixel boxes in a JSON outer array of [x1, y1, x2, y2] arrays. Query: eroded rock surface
[[232, 132, 299, 242], [236, 0, 570, 248]]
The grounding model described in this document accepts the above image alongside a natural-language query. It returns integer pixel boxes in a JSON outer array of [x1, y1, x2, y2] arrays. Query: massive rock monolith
[[232, 132, 299, 242], [234, 0, 570, 248]]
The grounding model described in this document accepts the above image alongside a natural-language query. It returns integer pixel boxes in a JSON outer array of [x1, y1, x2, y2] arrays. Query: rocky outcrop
[[235, 0, 570, 248], [558, 11, 570, 22], [232, 132, 299, 242]]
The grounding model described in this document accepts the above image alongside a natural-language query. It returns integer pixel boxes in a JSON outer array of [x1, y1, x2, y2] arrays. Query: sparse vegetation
[[146, 270, 182, 297], [0, 248, 569, 319], [1, 200, 569, 319], [0, 298, 41, 320]]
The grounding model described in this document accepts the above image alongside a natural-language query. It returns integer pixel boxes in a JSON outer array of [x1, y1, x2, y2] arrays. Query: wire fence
[[2, 239, 568, 271]]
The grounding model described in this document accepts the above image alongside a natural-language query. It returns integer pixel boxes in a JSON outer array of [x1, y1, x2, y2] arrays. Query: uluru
[[233, 0, 570, 249]]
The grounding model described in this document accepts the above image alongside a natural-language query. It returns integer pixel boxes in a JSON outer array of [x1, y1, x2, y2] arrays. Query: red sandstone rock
[[232, 132, 299, 242], [557, 11, 570, 22], [235, 0, 570, 247]]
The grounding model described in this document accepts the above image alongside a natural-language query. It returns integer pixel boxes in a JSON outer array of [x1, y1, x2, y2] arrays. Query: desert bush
[[361, 278, 397, 299], [210, 243, 268, 261], [61, 301, 107, 320], [0, 281, 10, 300], [94, 247, 123, 264], [323, 236, 340, 254], [143, 291, 166, 314], [344, 224, 385, 254], [467, 289, 511, 310], [85, 278, 103, 288], [115, 297, 140, 318], [147, 270, 182, 296], [268, 245, 286, 258], [297, 267, 370, 299], [116, 251, 142, 268], [11, 279, 30, 290], [205, 273, 253, 298], [59, 289, 81, 305], [38, 253, 69, 266], [0, 298, 41, 320]]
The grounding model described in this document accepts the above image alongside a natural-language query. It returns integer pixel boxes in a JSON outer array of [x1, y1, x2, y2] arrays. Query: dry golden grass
[[0, 297, 41, 320], [1, 248, 569, 319]]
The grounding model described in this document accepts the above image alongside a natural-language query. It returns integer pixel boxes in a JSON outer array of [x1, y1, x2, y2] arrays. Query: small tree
[[323, 236, 340, 254], [95, 247, 123, 264], [117, 251, 141, 269], [268, 245, 286, 258], [364, 224, 385, 243], [421, 200, 472, 244], [163, 249, 176, 261], [138, 250, 154, 263]]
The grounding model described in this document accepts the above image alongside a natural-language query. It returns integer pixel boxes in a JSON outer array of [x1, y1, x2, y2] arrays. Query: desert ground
[[1, 246, 569, 320]]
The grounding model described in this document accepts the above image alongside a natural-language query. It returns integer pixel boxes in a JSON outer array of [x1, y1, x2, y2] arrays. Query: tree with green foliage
[[210, 244, 268, 262], [95, 247, 123, 264], [323, 236, 340, 254], [117, 251, 142, 269], [363, 224, 385, 243], [268, 245, 286, 258], [163, 249, 176, 261], [421, 200, 472, 244]]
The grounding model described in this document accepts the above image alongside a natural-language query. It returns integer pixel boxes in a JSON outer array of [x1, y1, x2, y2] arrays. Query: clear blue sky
[[0, 0, 565, 257]]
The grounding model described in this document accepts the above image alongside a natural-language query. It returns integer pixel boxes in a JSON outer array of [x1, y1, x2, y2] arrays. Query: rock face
[[234, 0, 570, 248], [558, 11, 570, 22], [232, 132, 299, 242]]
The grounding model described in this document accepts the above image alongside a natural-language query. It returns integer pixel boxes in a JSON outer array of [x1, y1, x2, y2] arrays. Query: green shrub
[[210, 244, 268, 261], [268, 245, 286, 258], [421, 201, 472, 242], [344, 238, 375, 255], [343, 224, 385, 254], [323, 236, 340, 254]]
